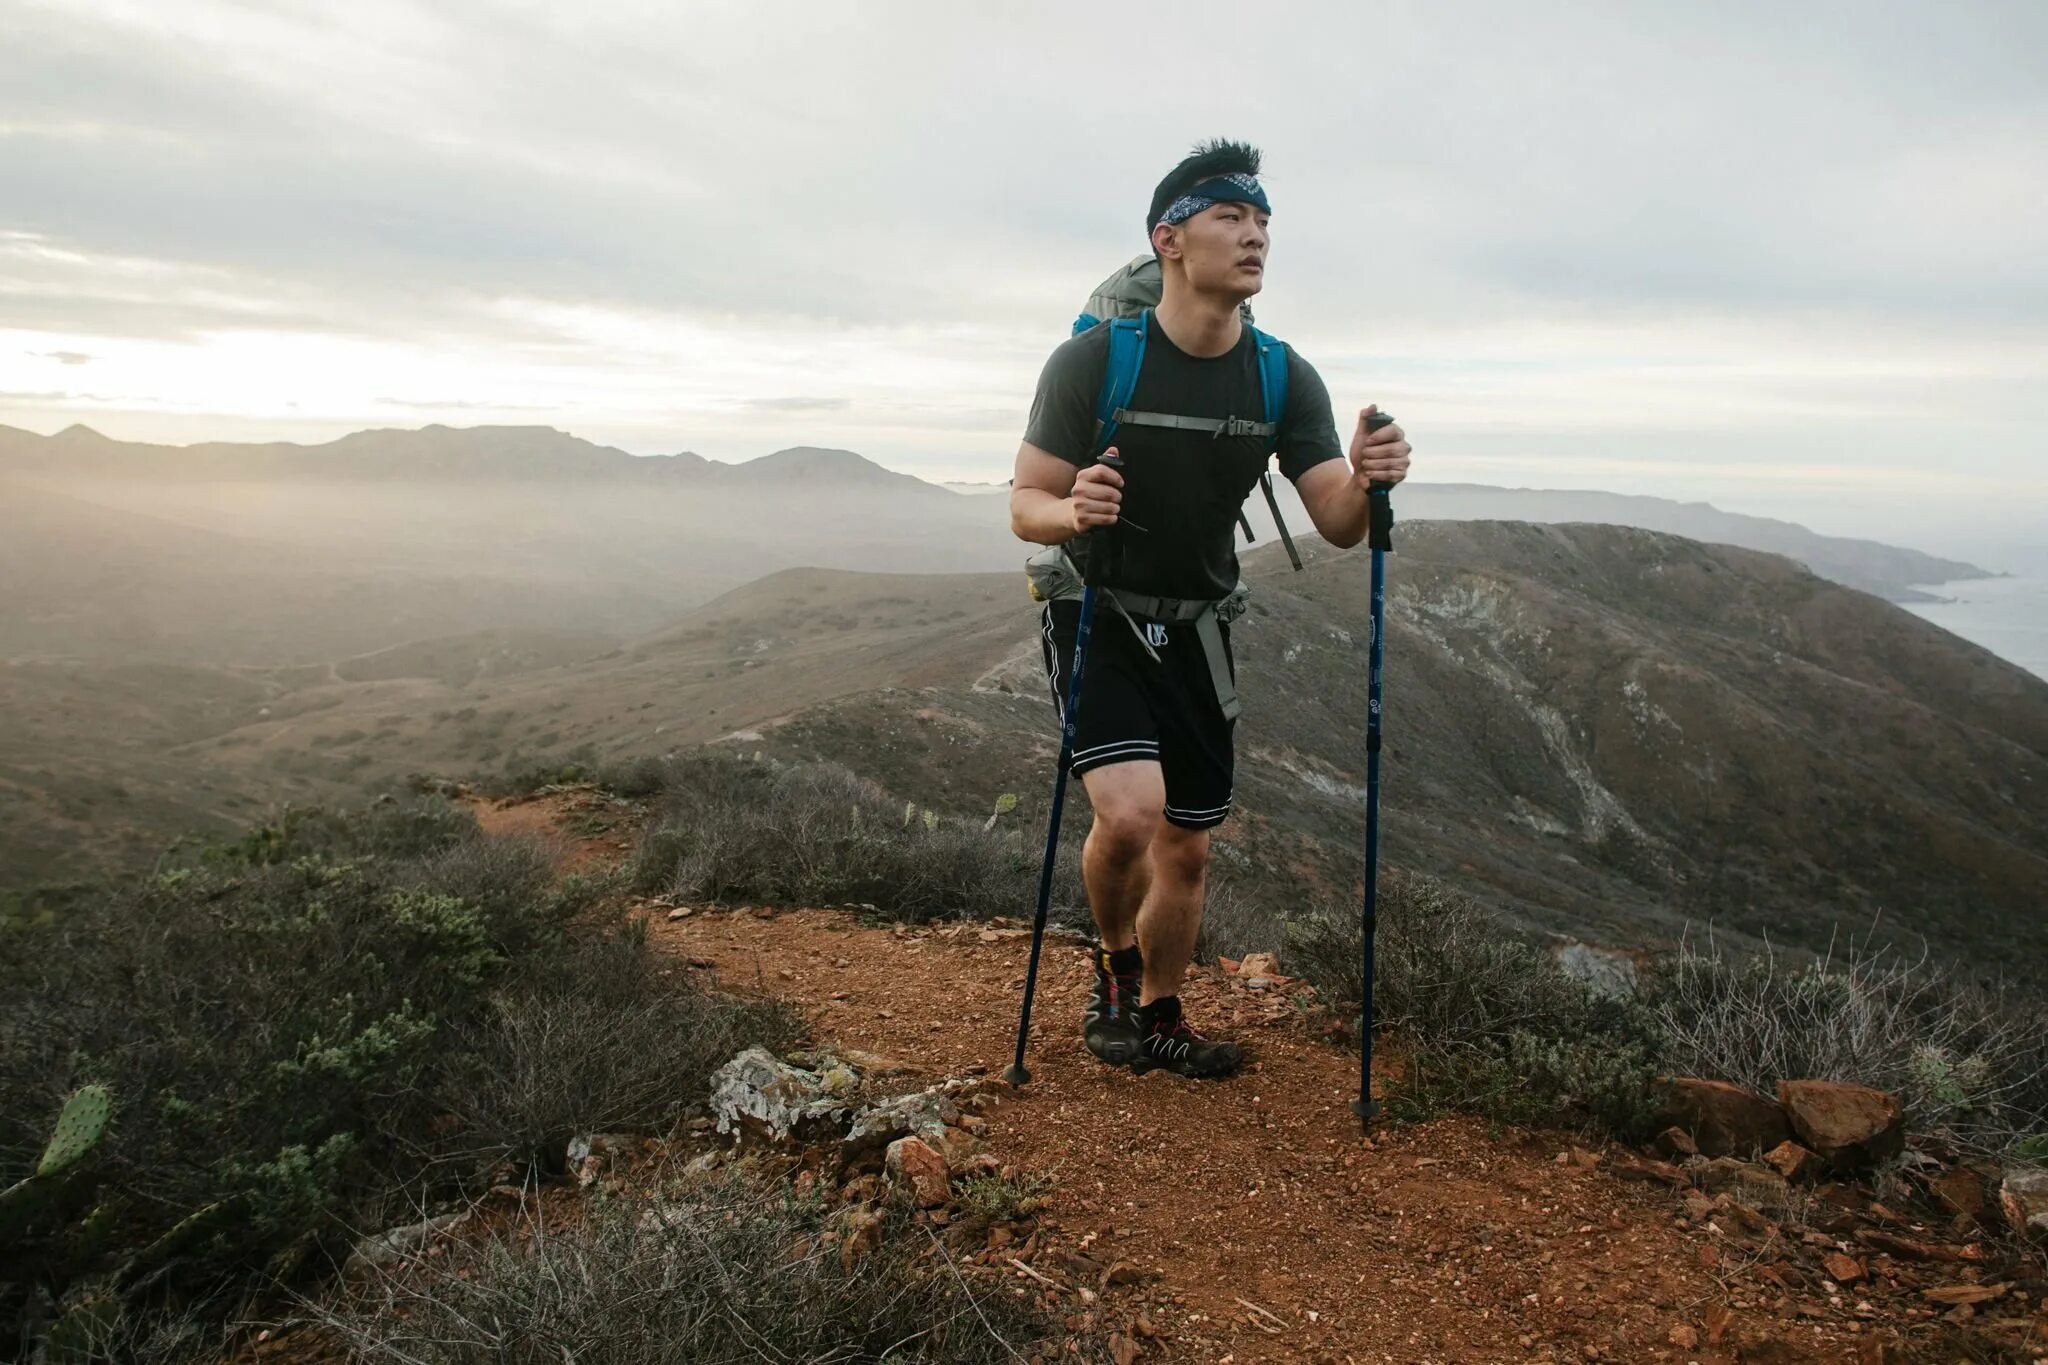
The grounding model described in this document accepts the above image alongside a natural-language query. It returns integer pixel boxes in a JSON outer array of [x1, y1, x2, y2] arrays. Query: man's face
[[1160, 199, 1270, 300]]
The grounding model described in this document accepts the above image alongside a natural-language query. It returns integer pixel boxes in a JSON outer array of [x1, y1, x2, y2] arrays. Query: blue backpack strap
[[1249, 325, 1304, 571], [1252, 325, 1289, 429], [1092, 311, 1149, 455]]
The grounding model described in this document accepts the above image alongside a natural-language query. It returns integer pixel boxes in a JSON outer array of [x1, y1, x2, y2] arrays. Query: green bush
[[315, 1171, 1067, 1364], [1282, 874, 1665, 1137], [0, 798, 797, 1353]]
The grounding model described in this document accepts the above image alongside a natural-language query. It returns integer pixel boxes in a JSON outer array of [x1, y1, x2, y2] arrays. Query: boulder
[[885, 1136, 951, 1208], [1776, 1080, 1904, 1168], [710, 1046, 852, 1144], [1998, 1168, 2048, 1241], [1655, 1078, 1791, 1157]]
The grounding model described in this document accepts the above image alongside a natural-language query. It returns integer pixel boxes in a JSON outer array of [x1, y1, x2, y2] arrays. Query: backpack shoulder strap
[[1092, 312, 1149, 455], [1252, 326, 1289, 428], [1249, 326, 1303, 571]]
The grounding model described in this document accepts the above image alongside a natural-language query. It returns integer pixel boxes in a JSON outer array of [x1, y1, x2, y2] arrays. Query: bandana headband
[[1157, 173, 1271, 227]]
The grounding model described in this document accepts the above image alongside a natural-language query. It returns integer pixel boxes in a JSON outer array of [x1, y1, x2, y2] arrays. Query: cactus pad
[[36, 1086, 111, 1179]]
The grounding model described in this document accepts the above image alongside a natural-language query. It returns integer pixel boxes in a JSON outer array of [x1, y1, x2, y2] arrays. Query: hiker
[[1008, 139, 1413, 1079]]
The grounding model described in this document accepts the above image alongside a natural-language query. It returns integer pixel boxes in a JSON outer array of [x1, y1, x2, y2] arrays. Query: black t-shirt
[[1023, 313, 1343, 600]]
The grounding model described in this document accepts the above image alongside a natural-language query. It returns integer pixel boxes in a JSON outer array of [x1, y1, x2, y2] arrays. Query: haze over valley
[[7, 421, 2042, 990]]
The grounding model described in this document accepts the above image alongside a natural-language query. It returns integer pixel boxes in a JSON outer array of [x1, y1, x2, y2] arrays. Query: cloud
[[0, 0, 2041, 554], [35, 350, 92, 365], [743, 396, 852, 413]]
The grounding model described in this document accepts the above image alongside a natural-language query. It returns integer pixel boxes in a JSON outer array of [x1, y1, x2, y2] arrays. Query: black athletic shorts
[[1039, 599, 1236, 831]]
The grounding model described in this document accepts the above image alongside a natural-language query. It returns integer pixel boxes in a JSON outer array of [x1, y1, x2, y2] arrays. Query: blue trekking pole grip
[[1006, 453, 1125, 1088], [1354, 411, 1395, 1125]]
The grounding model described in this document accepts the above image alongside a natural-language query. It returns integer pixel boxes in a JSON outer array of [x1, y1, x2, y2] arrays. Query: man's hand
[[1347, 405, 1411, 489], [1067, 449, 1124, 534]]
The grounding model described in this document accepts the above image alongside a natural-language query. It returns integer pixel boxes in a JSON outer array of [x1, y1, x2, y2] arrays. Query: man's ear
[[1149, 221, 1182, 261]]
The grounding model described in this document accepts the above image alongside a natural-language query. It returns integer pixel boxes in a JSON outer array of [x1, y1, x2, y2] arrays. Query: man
[[1008, 138, 1413, 1078]]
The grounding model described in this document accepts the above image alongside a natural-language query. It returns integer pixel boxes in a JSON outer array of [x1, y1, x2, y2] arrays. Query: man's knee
[[1087, 803, 1156, 862], [1152, 827, 1211, 885]]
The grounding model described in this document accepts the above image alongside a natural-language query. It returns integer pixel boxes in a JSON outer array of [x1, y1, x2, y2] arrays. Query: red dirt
[[481, 791, 2043, 1363]]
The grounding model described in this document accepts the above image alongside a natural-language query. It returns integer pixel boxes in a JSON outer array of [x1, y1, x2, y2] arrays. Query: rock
[[1652, 1126, 1700, 1160], [1608, 1152, 1688, 1187], [838, 1048, 919, 1077], [1777, 1080, 1904, 1168], [565, 1133, 634, 1187], [345, 1211, 468, 1276], [838, 1206, 884, 1271], [1240, 951, 1281, 975], [1998, 1168, 2048, 1241], [1927, 1165, 1987, 1220], [1697, 1157, 1793, 1211], [709, 1047, 852, 1144], [1667, 1324, 1698, 1349], [1822, 1252, 1865, 1284], [844, 1084, 966, 1152], [885, 1136, 951, 1208], [1655, 1078, 1792, 1157], [1922, 1282, 2010, 1306], [939, 1124, 979, 1168], [1763, 1140, 1820, 1182]]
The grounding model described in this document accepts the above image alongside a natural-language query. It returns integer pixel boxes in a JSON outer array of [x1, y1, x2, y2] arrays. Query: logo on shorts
[[1144, 623, 1169, 649]]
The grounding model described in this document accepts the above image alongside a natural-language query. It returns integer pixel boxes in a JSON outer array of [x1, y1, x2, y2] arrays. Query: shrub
[[1653, 932, 2048, 1157], [315, 1172, 1066, 1363], [1281, 873, 1665, 1139], [0, 798, 796, 1353], [628, 752, 1085, 925], [437, 927, 800, 1173]]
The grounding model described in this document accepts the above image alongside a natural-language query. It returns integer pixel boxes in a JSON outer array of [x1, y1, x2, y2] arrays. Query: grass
[[621, 750, 1086, 926], [313, 1169, 1070, 1364]]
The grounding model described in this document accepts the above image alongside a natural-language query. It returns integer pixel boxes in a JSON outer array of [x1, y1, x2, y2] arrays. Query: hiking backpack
[[1073, 255, 1302, 572]]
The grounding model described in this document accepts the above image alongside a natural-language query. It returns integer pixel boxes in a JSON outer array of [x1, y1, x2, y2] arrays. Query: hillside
[[11, 521, 2043, 988]]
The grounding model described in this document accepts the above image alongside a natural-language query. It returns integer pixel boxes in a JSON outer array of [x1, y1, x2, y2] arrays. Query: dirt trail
[[476, 790, 1991, 1364]]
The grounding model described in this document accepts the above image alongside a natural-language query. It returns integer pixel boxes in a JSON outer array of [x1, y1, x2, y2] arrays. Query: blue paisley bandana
[[1158, 173, 1271, 226]]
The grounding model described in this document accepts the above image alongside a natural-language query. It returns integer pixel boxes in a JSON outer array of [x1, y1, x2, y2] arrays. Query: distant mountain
[[0, 423, 939, 493], [1388, 484, 1993, 602]]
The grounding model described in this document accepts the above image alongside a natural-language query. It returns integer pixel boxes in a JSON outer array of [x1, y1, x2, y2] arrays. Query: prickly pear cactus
[[37, 1086, 111, 1179], [2, 1086, 114, 1252]]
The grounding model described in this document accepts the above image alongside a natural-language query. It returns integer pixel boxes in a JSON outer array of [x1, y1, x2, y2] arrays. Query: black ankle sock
[[1139, 996, 1181, 1032], [1101, 944, 1142, 976]]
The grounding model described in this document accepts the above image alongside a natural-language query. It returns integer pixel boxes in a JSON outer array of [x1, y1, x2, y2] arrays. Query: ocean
[[1903, 575, 2048, 682]]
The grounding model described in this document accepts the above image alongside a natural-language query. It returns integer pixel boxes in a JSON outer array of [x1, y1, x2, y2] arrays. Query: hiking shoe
[[1082, 945, 1145, 1066], [1133, 996, 1242, 1079]]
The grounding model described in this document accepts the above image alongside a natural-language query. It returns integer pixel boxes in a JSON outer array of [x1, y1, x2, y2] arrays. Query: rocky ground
[[456, 787, 2048, 1364]]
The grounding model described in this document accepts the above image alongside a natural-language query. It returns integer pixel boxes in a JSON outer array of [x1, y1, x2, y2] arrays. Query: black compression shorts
[[1039, 599, 1236, 831]]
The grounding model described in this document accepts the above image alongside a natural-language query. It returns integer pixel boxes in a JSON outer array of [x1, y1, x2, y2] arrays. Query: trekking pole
[[1353, 411, 1396, 1127], [1006, 453, 1124, 1089]]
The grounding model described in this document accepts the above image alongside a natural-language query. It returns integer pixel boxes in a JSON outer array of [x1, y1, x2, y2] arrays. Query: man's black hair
[[1146, 137, 1265, 235]]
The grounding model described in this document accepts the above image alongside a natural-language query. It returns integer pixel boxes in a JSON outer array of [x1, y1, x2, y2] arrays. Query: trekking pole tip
[[1350, 1097, 1380, 1126], [1003, 1063, 1032, 1088]]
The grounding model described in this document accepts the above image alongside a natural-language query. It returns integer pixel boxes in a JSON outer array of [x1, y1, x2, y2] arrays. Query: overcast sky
[[3, 0, 2043, 563]]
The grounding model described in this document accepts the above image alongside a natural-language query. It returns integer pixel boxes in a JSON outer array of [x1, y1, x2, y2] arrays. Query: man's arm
[[1011, 442, 1124, 545], [1296, 405, 1413, 550]]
